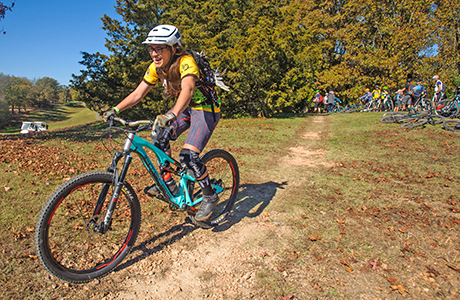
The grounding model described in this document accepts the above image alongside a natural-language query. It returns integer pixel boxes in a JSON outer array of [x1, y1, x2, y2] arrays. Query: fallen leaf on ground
[[336, 218, 345, 224], [451, 217, 460, 225], [309, 234, 322, 241], [313, 284, 323, 291], [387, 277, 397, 285], [426, 266, 440, 277], [391, 284, 409, 295]]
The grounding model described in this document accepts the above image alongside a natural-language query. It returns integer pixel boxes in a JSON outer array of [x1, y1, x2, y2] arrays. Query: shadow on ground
[[114, 181, 287, 273], [213, 181, 287, 232]]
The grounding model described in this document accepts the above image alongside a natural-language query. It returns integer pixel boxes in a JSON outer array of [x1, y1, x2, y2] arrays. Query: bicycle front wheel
[[34, 171, 141, 283], [188, 149, 240, 229]]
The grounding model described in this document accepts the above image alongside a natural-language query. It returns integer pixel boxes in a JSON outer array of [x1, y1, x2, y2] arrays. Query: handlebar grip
[[112, 117, 153, 128]]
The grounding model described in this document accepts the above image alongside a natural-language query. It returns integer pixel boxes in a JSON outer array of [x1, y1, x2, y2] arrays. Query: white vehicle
[[20, 122, 49, 134]]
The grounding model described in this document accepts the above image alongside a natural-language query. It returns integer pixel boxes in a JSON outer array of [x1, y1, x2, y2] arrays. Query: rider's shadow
[[213, 181, 287, 232], [115, 222, 199, 272], [114, 181, 286, 271]]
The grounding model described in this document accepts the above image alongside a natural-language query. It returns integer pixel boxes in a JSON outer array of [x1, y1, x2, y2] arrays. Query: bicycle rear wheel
[[443, 120, 460, 132], [188, 149, 240, 229], [34, 171, 141, 283]]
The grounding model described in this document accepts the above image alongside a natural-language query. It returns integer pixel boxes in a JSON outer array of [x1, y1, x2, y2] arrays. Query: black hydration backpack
[[185, 50, 229, 114]]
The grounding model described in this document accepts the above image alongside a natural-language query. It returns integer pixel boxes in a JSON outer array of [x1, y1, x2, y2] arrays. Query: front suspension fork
[[89, 152, 132, 234]]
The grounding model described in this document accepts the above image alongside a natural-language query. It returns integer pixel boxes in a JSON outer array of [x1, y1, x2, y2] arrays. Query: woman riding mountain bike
[[104, 24, 222, 222]]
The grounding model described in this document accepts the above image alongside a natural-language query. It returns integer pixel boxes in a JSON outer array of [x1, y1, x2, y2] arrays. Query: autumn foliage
[[71, 0, 460, 118]]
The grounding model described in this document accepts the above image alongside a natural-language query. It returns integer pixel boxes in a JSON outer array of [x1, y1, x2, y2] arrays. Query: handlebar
[[112, 117, 153, 129], [100, 111, 166, 135]]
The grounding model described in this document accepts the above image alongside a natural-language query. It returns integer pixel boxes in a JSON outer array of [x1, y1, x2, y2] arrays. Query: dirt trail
[[101, 116, 327, 300]]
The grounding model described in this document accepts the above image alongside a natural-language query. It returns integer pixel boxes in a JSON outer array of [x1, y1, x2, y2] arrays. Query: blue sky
[[0, 0, 117, 85]]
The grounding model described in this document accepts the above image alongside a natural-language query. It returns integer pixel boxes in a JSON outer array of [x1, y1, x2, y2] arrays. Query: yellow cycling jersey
[[380, 90, 389, 99], [372, 89, 381, 99], [143, 55, 220, 113]]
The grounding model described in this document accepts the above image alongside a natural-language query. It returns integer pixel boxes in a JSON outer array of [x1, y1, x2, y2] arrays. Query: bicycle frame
[[363, 98, 379, 111], [437, 94, 460, 118], [94, 127, 222, 234], [411, 95, 430, 111]]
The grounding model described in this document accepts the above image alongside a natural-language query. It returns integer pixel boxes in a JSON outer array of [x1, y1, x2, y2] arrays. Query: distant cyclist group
[[312, 90, 342, 114], [310, 75, 447, 114], [357, 75, 446, 112]]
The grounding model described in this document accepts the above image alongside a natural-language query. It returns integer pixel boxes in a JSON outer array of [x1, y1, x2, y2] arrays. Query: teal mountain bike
[[34, 116, 239, 283]]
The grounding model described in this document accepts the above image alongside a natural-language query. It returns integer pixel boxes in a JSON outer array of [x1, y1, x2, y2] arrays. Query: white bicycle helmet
[[143, 24, 182, 46], [433, 75, 439, 80]]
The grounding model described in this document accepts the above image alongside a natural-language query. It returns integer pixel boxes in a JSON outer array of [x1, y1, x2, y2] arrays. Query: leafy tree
[[33, 77, 60, 108], [303, 0, 438, 101], [73, 0, 455, 114], [429, 0, 460, 93], [0, 1, 15, 34], [72, 0, 321, 117], [1, 75, 32, 117], [59, 85, 72, 102]]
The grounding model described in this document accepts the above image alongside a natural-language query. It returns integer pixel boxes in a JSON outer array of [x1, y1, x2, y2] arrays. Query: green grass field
[[1, 102, 97, 134]]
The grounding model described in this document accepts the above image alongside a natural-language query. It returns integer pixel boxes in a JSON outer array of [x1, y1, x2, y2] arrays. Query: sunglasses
[[148, 46, 170, 55]]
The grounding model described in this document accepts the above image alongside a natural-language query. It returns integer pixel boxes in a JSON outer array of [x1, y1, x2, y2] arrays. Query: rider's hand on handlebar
[[103, 110, 117, 123], [155, 112, 176, 128]]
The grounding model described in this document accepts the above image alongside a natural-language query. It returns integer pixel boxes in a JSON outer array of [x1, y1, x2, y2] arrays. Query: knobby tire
[[188, 149, 240, 229], [34, 171, 141, 283]]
